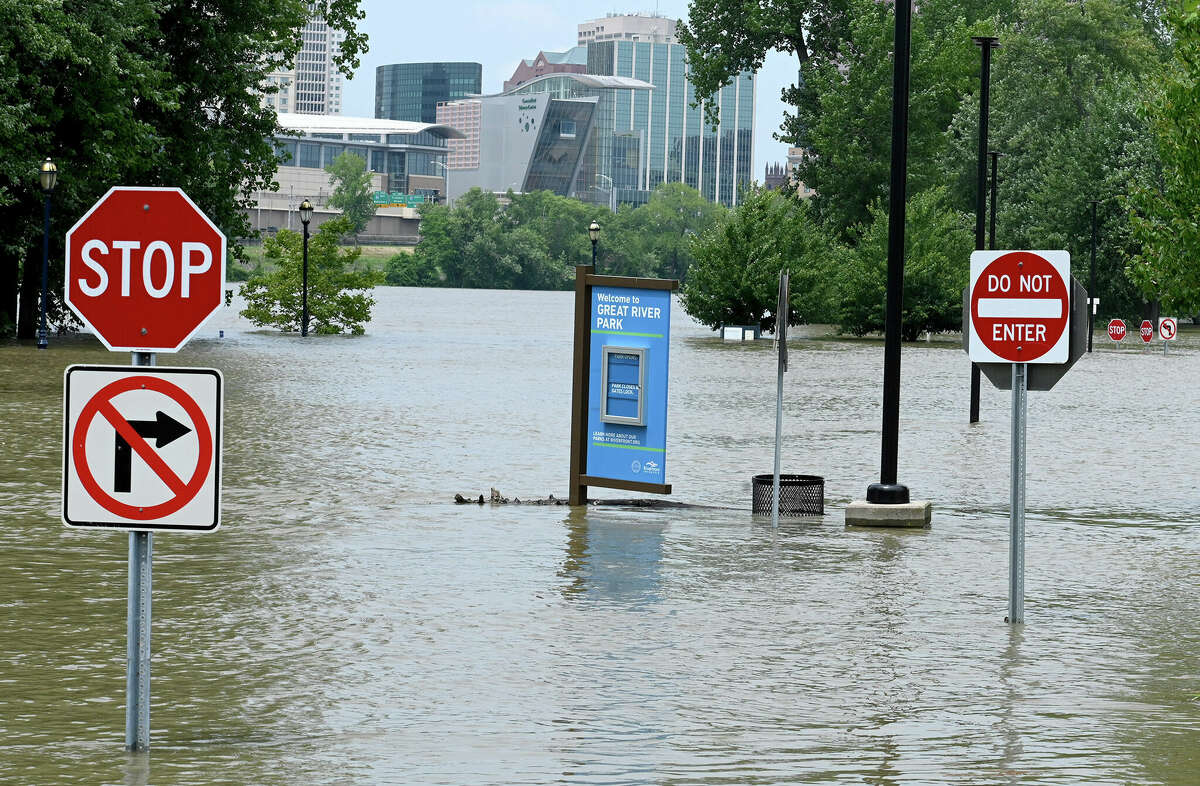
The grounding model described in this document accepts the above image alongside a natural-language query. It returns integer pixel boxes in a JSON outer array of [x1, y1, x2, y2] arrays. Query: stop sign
[[969, 250, 1070, 364], [1107, 319, 1126, 341], [1140, 320, 1154, 343], [65, 187, 226, 352]]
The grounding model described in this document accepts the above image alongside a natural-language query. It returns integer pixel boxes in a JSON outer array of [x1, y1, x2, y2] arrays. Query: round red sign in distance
[[1140, 320, 1154, 343], [971, 251, 1070, 362], [1107, 319, 1126, 341], [65, 187, 226, 352], [72, 375, 213, 520]]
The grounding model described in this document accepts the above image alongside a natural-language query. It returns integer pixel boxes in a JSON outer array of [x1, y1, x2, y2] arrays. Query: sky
[[339, 0, 798, 178]]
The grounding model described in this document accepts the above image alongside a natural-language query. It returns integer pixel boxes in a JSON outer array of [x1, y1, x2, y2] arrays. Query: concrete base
[[844, 500, 932, 528]]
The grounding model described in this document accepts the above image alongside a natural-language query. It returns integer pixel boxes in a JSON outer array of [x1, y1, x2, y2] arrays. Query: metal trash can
[[752, 474, 824, 516]]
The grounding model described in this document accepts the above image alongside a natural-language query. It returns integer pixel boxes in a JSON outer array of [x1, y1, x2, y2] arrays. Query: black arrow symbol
[[114, 411, 192, 493]]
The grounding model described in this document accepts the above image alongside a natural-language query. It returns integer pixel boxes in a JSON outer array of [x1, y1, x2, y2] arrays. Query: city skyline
[[340, 1, 796, 179]]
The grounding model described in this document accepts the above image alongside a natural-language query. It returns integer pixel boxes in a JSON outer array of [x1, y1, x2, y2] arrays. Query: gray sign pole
[[126, 350, 154, 751], [772, 271, 790, 528], [1008, 362, 1027, 624]]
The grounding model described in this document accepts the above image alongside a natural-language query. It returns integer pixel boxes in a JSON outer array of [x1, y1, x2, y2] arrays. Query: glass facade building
[[271, 113, 463, 198], [505, 75, 652, 207], [375, 62, 483, 124], [586, 39, 754, 207]]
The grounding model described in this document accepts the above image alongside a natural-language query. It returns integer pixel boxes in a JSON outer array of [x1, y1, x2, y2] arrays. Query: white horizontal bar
[[977, 298, 1062, 319]]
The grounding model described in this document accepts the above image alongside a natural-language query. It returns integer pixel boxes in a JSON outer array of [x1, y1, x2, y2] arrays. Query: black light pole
[[299, 199, 313, 337], [1088, 199, 1098, 352], [37, 157, 58, 350], [589, 220, 600, 269], [865, 0, 914, 506], [989, 151, 1001, 250], [970, 36, 999, 424]]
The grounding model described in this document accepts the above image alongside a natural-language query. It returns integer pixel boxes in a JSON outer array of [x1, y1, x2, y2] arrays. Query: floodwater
[[1, 286, 1198, 784]]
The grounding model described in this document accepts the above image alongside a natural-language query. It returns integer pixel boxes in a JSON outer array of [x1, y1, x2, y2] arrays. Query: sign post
[[63, 186, 225, 751], [968, 250, 1072, 624], [772, 270, 790, 528], [1159, 317, 1177, 355]]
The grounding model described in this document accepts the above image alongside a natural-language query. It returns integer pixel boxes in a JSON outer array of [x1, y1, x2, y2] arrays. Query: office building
[[438, 74, 653, 206], [251, 113, 466, 237], [260, 15, 345, 115], [504, 47, 588, 91], [375, 62, 483, 123], [578, 13, 677, 44], [580, 13, 754, 207]]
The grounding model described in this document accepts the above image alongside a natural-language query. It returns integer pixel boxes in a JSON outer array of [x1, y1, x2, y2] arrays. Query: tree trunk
[[0, 248, 19, 336], [17, 245, 40, 340]]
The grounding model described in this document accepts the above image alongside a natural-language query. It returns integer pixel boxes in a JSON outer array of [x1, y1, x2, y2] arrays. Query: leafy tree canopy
[[388, 185, 721, 290], [1126, 9, 1200, 312], [240, 216, 382, 335], [0, 0, 366, 337], [325, 151, 377, 238]]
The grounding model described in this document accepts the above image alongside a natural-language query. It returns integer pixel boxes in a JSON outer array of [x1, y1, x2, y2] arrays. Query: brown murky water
[[1, 287, 1197, 784]]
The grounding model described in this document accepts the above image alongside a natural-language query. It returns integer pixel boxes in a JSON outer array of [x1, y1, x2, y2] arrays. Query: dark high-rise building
[[375, 62, 482, 123]]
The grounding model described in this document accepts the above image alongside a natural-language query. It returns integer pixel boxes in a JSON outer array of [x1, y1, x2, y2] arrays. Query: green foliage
[[836, 188, 975, 339], [681, 188, 841, 331], [394, 185, 720, 290], [0, 0, 366, 337], [1127, 9, 1200, 312], [325, 151, 377, 237], [240, 217, 382, 335]]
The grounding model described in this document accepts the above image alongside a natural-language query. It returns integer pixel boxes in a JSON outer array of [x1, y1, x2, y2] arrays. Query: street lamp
[[38, 157, 58, 350], [970, 35, 1000, 424], [432, 160, 450, 205], [588, 220, 600, 269], [299, 198, 313, 337], [596, 173, 616, 213]]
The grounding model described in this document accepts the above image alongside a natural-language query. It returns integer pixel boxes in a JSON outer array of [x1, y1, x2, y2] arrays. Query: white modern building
[[260, 15, 345, 115]]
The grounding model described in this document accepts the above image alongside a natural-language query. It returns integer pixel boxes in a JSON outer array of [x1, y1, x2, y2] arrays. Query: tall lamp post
[[596, 173, 616, 213], [433, 160, 451, 205], [299, 199, 313, 337], [1088, 199, 1098, 353], [970, 35, 1000, 424], [38, 157, 58, 350], [589, 220, 600, 269]]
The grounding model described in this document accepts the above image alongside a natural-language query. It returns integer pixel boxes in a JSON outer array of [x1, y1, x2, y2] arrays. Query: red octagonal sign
[[65, 187, 226, 352], [969, 250, 1070, 364]]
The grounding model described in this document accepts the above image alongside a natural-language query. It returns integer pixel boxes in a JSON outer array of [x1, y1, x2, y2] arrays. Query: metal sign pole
[[772, 271, 789, 528], [126, 350, 154, 751], [1008, 362, 1026, 624]]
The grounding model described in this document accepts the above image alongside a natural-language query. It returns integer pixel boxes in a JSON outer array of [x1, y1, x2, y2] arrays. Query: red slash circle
[[72, 375, 213, 520]]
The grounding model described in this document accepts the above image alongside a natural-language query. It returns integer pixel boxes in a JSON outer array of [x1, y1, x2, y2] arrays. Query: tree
[[836, 188, 974, 339], [607, 183, 724, 281], [0, 0, 366, 338], [325, 151, 376, 239], [240, 216, 382, 335], [681, 187, 842, 331], [1127, 9, 1200, 313]]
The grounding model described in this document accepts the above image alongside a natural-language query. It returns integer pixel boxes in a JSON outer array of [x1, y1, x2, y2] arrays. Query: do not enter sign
[[969, 250, 1070, 364]]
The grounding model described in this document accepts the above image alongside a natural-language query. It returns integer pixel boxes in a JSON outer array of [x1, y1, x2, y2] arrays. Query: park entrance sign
[[65, 187, 226, 352]]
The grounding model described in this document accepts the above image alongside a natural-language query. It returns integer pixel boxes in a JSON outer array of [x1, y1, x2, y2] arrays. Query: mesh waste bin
[[752, 474, 824, 516]]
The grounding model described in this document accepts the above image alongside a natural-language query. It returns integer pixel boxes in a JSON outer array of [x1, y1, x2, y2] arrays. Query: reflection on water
[[0, 287, 1197, 784]]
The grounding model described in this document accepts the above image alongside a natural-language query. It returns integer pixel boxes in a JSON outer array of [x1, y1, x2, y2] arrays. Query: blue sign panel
[[587, 287, 671, 484]]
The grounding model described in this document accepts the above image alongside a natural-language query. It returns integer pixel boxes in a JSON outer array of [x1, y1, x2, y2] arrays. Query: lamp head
[[299, 198, 313, 225], [39, 158, 58, 193], [588, 221, 600, 243]]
